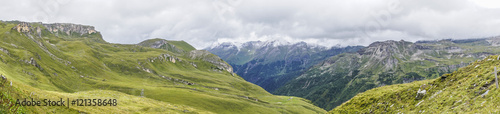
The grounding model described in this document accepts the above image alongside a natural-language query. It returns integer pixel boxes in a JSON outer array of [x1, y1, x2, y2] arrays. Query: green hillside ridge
[[330, 55, 500, 113], [0, 21, 325, 113], [275, 39, 500, 110], [138, 38, 196, 54]]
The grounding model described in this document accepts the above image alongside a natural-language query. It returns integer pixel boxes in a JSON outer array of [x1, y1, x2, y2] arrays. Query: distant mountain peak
[[264, 39, 292, 47], [208, 42, 241, 51], [43, 23, 98, 35], [208, 40, 330, 51], [367, 40, 411, 47]]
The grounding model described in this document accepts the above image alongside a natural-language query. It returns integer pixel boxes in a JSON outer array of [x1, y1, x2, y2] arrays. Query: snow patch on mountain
[[208, 39, 333, 51]]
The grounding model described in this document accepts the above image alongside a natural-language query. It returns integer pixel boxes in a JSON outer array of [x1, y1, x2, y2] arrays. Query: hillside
[[138, 38, 196, 54], [330, 55, 500, 113], [0, 21, 325, 113], [207, 41, 363, 92], [274, 39, 500, 110]]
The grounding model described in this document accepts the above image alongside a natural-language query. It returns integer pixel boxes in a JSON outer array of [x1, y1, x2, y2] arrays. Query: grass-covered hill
[[0, 21, 325, 113], [275, 39, 500, 110], [330, 55, 500, 113]]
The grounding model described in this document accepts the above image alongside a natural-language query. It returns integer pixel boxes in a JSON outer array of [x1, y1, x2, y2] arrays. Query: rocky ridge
[[12, 22, 98, 37], [43, 23, 97, 36]]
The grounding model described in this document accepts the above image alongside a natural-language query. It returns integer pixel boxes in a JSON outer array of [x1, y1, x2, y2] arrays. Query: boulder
[[416, 89, 426, 99]]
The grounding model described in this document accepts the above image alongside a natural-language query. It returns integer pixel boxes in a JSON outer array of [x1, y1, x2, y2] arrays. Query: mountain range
[[209, 37, 500, 110], [206, 41, 363, 92]]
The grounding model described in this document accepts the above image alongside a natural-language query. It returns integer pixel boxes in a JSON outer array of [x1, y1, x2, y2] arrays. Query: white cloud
[[470, 0, 500, 8], [1, 0, 499, 49]]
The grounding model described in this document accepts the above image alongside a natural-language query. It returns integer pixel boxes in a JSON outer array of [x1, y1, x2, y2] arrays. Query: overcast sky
[[1, 0, 500, 49]]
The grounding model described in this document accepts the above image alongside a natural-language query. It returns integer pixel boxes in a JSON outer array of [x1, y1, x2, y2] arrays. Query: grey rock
[[188, 50, 233, 73], [0, 47, 9, 54], [43, 23, 97, 36], [416, 89, 426, 100], [12, 22, 97, 37], [481, 90, 489, 97]]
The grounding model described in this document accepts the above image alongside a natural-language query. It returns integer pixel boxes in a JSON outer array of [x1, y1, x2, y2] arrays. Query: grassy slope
[[330, 55, 500, 113], [138, 38, 196, 53], [0, 22, 325, 113], [166, 40, 196, 52]]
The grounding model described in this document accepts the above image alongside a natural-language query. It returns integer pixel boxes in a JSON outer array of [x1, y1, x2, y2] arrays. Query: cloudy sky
[[1, 0, 500, 49]]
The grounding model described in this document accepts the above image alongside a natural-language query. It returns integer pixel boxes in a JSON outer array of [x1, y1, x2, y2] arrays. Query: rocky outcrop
[[486, 36, 500, 46], [145, 39, 168, 49], [147, 54, 180, 63], [18, 57, 43, 70], [0, 47, 8, 55], [0, 74, 6, 84], [137, 39, 192, 54], [188, 50, 233, 73], [43, 23, 97, 36], [11, 22, 73, 66], [12, 22, 43, 37], [415, 88, 426, 100], [11, 22, 98, 37], [13, 22, 32, 33]]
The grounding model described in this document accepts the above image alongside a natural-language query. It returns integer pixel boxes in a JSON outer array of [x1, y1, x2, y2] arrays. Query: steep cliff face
[[12, 22, 44, 37], [12, 22, 98, 36], [275, 39, 500, 110], [137, 38, 233, 73], [43, 23, 97, 36], [207, 40, 363, 92]]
